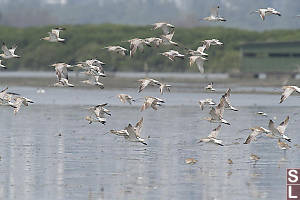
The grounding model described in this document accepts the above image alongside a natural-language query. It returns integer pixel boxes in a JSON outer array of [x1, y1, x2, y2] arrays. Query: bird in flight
[[201, 6, 226, 22], [41, 27, 66, 43], [280, 86, 300, 103], [268, 116, 291, 142], [0, 43, 20, 59], [198, 125, 224, 146], [250, 8, 281, 21], [244, 127, 270, 144], [152, 22, 175, 35]]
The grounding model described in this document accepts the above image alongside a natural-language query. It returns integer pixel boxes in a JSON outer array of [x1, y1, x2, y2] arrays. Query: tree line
[[1, 24, 300, 73]]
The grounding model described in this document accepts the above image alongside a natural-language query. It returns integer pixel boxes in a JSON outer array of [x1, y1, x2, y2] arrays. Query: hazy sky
[[0, 0, 300, 30]]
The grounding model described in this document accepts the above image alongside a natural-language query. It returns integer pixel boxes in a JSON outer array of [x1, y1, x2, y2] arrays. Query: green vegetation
[[1, 24, 300, 72]]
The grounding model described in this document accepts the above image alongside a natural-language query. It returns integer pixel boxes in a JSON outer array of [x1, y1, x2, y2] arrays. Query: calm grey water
[[1, 85, 300, 200]]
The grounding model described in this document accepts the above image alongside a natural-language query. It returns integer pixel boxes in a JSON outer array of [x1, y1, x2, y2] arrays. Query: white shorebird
[[145, 37, 162, 47], [86, 103, 111, 125], [140, 96, 165, 112], [257, 112, 268, 117], [250, 8, 281, 21], [81, 73, 104, 89], [0, 87, 18, 108], [201, 6, 226, 22], [222, 88, 238, 111], [78, 59, 106, 76], [202, 39, 223, 49], [205, 82, 215, 91], [0, 43, 20, 59], [160, 50, 184, 61], [152, 22, 175, 35], [244, 127, 270, 144], [138, 78, 171, 94], [104, 46, 127, 56], [198, 125, 224, 146], [268, 116, 291, 142], [204, 97, 230, 125], [199, 98, 216, 110], [51, 63, 74, 87], [41, 27, 65, 43], [0, 60, 6, 69], [117, 94, 135, 104], [124, 118, 147, 145], [111, 118, 147, 145], [277, 139, 290, 150], [51, 62, 71, 78], [0, 87, 33, 113], [12, 96, 34, 115], [189, 55, 207, 73], [160, 30, 178, 46], [158, 82, 171, 94], [77, 60, 106, 85], [137, 78, 160, 93], [280, 86, 300, 103], [127, 38, 151, 57], [188, 45, 208, 56]]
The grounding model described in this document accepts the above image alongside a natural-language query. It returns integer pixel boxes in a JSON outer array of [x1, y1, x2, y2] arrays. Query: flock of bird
[[0, 6, 299, 158]]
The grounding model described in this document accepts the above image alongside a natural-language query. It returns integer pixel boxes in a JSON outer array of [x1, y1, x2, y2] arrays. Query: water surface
[[0, 85, 300, 200]]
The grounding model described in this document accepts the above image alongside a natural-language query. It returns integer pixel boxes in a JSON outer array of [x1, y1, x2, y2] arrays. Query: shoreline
[[0, 71, 297, 92]]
